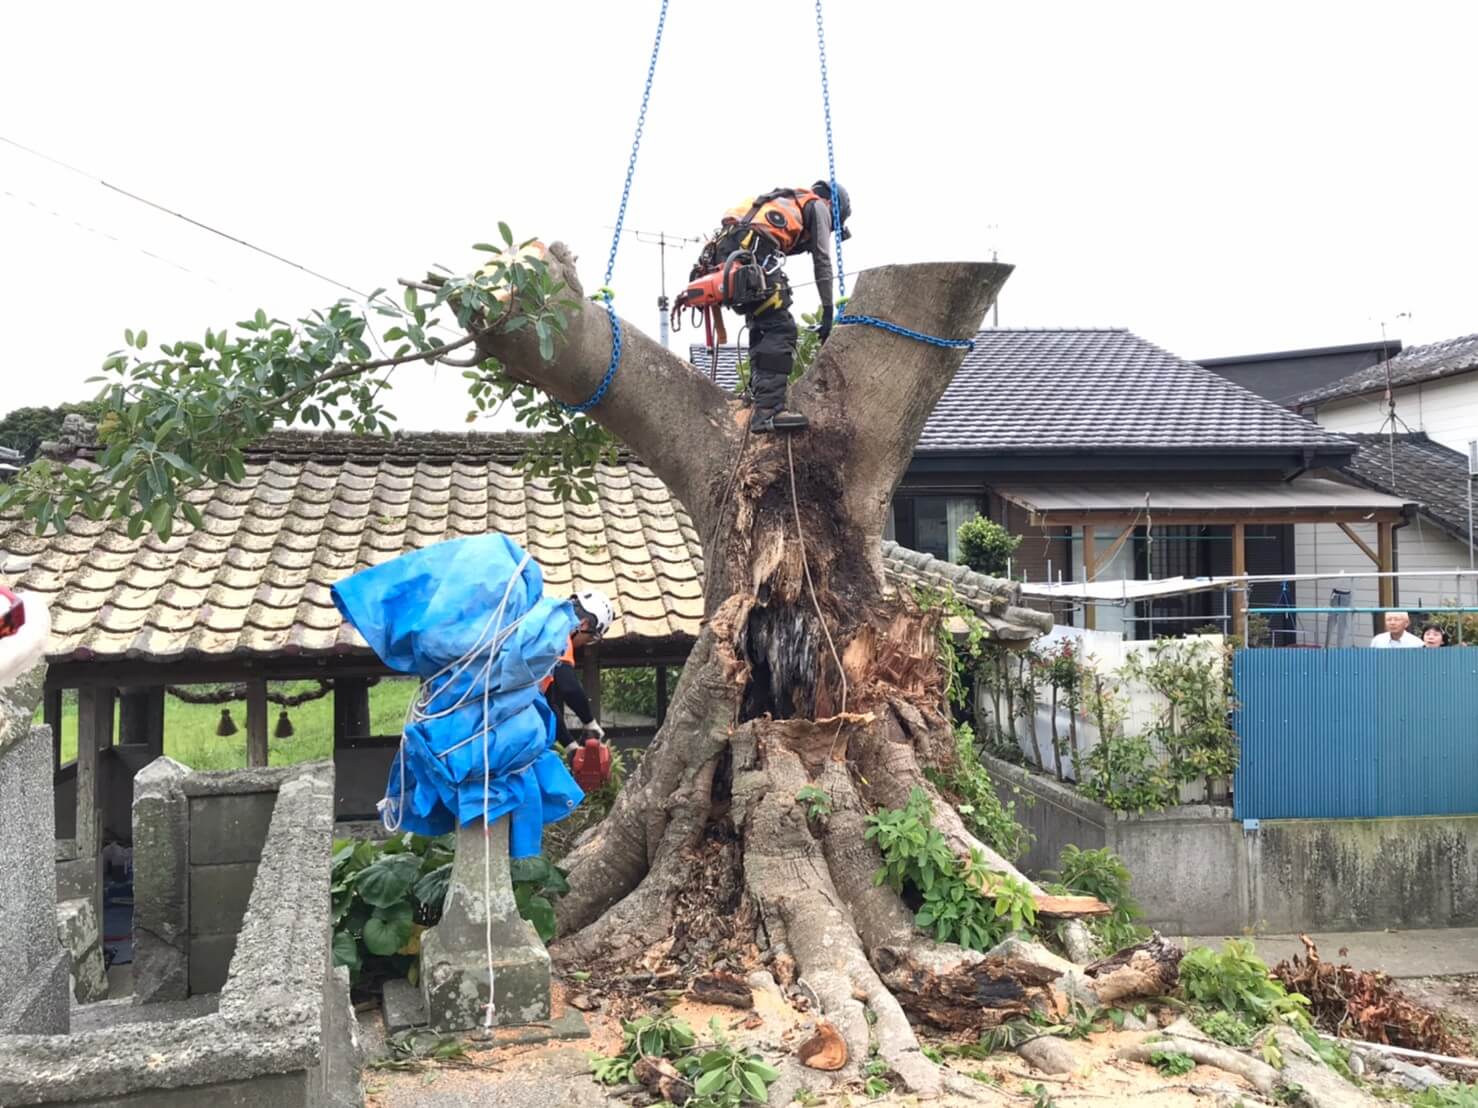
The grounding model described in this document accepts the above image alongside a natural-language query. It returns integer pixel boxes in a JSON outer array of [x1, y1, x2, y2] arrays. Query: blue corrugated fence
[[1233, 647, 1478, 820]]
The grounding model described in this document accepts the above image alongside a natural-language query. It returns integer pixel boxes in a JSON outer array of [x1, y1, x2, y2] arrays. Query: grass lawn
[[42, 680, 419, 771]]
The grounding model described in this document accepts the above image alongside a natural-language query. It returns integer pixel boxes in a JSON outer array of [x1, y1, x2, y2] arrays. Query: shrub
[[1179, 940, 1311, 1029], [957, 515, 1024, 577]]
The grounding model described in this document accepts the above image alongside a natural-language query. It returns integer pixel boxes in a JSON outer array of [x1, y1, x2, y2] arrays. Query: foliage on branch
[[0, 228, 616, 537]]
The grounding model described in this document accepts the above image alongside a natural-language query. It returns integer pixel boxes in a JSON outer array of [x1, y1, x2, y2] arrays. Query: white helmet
[[572, 589, 614, 638]]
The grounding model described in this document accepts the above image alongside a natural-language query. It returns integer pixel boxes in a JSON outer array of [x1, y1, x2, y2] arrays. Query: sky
[[3, 0, 1476, 431]]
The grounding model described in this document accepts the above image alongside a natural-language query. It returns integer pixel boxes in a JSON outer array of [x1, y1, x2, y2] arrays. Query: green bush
[[957, 515, 1024, 578], [331, 833, 454, 987], [1179, 940, 1311, 1029], [865, 788, 1036, 951], [1044, 844, 1149, 953], [602, 667, 659, 717], [925, 722, 1033, 861], [331, 832, 569, 989]]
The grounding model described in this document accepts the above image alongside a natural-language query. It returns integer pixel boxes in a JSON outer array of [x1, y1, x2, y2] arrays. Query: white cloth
[[1370, 631, 1424, 648]]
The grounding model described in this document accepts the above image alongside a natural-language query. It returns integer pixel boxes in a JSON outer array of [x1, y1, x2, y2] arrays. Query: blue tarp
[[331, 534, 585, 856]]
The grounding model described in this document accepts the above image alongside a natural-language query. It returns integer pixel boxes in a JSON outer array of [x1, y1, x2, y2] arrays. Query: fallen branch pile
[[1271, 934, 1459, 1054]]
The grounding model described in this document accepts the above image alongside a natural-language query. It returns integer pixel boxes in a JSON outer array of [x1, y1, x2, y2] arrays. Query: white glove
[[585, 720, 606, 740]]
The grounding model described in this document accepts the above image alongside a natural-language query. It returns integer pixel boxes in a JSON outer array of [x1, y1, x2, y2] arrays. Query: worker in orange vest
[[541, 589, 614, 753], [676, 181, 851, 434]]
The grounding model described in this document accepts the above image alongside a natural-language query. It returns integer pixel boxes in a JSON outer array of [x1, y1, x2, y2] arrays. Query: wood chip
[[688, 971, 753, 1009], [797, 1021, 848, 1071]]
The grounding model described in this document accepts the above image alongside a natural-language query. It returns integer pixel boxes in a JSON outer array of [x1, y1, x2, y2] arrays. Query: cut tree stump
[[1084, 933, 1184, 1003], [1032, 894, 1112, 918]]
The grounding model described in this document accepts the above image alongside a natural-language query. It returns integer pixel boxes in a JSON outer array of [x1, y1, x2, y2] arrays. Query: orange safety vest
[[540, 637, 577, 694], [721, 188, 822, 254]]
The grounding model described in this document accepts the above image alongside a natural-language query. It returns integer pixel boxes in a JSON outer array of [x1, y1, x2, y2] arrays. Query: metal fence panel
[[1233, 647, 1478, 820]]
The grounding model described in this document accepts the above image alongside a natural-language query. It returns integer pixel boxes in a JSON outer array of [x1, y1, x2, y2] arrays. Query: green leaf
[[498, 221, 513, 246], [363, 903, 415, 955], [739, 1068, 769, 1101], [510, 855, 552, 887], [515, 889, 557, 943], [695, 1067, 729, 1097], [744, 1058, 780, 1082], [332, 929, 362, 970], [355, 853, 421, 908]]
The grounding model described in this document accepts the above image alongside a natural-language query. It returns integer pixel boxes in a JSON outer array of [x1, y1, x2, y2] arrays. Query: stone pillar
[[0, 664, 71, 1034], [419, 816, 550, 1032], [131, 756, 192, 1003]]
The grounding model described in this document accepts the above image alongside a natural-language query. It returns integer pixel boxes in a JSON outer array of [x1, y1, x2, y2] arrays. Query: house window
[[891, 494, 981, 561]]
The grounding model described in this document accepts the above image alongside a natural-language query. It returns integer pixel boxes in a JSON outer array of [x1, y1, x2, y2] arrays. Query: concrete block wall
[[0, 761, 363, 1107], [988, 754, 1478, 936], [183, 775, 286, 994]]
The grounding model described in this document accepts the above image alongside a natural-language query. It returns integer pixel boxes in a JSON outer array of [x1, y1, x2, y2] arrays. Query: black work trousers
[[747, 275, 798, 416]]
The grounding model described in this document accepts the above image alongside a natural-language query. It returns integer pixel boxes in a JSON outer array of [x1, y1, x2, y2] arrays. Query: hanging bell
[[216, 708, 238, 736], [274, 708, 294, 738]]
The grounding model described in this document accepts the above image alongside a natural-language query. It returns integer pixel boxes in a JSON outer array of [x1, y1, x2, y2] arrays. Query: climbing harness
[[562, 0, 670, 414]]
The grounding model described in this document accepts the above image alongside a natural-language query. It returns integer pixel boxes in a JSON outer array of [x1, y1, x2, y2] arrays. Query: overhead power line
[[0, 135, 366, 298]]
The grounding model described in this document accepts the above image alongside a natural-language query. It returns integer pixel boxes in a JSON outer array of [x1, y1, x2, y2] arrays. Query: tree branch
[[468, 242, 738, 531], [792, 262, 1011, 543]]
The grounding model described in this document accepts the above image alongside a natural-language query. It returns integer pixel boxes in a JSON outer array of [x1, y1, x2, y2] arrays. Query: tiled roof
[[1293, 333, 1478, 409], [0, 431, 1043, 663], [1339, 432, 1475, 544], [881, 541, 1051, 640], [692, 329, 1351, 456]]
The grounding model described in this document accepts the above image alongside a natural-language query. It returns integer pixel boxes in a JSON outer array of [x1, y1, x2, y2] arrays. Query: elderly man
[[1370, 611, 1424, 648]]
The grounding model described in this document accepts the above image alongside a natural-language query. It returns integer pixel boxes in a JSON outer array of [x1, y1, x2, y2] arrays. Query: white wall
[[1291, 519, 1473, 644], [980, 626, 1222, 803], [1314, 374, 1478, 452]]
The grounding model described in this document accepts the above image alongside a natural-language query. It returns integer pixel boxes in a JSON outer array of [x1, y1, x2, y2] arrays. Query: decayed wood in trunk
[[469, 244, 1100, 1095], [1084, 933, 1184, 1003]]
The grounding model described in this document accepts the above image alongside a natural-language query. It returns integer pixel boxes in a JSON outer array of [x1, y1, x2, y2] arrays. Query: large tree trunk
[[475, 247, 1033, 1094]]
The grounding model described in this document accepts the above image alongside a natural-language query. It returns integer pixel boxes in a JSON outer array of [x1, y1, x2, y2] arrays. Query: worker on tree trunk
[[679, 181, 851, 433], [542, 589, 613, 752]]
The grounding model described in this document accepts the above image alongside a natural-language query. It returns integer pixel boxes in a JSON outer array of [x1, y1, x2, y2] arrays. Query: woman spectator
[[1420, 622, 1449, 647]]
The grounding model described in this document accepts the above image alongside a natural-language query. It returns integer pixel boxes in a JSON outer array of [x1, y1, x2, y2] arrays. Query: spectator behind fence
[[1421, 622, 1450, 647], [1370, 611, 1424, 648]]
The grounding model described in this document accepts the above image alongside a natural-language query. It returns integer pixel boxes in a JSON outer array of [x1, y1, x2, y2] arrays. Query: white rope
[[786, 436, 848, 717]]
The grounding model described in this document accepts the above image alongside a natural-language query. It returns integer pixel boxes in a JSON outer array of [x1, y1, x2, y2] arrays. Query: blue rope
[[563, 0, 669, 415], [835, 314, 975, 351], [815, 0, 844, 302]]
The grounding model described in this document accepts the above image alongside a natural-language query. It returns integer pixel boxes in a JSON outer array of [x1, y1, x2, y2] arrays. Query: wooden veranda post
[[1232, 522, 1248, 642], [246, 680, 269, 767], [1080, 525, 1097, 631], [75, 686, 115, 923], [1377, 522, 1396, 608]]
